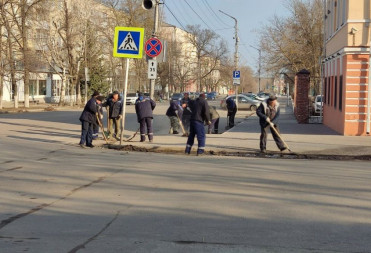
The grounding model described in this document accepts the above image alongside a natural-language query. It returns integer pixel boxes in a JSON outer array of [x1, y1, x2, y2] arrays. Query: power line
[[183, 0, 213, 31], [168, 1, 189, 28], [202, 0, 232, 27], [193, 0, 219, 30], [163, 3, 187, 31]]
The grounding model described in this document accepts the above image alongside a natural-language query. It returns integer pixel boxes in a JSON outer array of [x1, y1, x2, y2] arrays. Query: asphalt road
[[1, 103, 371, 252]]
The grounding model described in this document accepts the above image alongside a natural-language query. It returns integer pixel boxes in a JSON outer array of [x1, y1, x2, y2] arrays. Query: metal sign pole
[[120, 58, 130, 145], [149, 1, 159, 100]]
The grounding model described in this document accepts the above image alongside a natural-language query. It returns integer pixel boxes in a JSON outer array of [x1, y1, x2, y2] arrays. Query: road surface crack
[[67, 211, 120, 253], [0, 172, 117, 231]]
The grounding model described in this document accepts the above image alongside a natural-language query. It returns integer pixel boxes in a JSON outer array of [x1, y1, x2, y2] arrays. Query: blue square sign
[[233, 70, 240, 79], [113, 27, 144, 58]]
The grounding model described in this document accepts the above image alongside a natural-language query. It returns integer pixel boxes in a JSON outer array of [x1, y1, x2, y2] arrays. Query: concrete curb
[[0, 108, 47, 114], [104, 143, 371, 161]]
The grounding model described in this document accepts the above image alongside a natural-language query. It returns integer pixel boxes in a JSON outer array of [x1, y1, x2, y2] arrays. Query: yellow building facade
[[323, 0, 371, 135]]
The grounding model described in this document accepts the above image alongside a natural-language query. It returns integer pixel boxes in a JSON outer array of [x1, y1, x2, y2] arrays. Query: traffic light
[[142, 0, 155, 10]]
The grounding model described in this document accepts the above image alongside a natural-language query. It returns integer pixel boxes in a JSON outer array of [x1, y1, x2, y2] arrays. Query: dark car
[[206, 93, 216, 100], [171, 93, 184, 102]]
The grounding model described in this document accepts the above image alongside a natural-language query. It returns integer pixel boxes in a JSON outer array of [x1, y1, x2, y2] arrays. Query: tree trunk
[[59, 69, 66, 106], [3, 3, 18, 108], [7, 35, 18, 108], [0, 23, 3, 109], [21, 1, 30, 108], [24, 69, 30, 107], [76, 79, 81, 105], [0, 73, 3, 110], [69, 83, 74, 106], [75, 61, 81, 105]]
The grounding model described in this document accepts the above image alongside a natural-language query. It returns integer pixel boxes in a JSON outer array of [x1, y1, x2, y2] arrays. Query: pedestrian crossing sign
[[113, 27, 144, 58]]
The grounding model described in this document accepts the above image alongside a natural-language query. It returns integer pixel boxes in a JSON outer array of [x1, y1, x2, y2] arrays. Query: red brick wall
[[294, 69, 310, 124]]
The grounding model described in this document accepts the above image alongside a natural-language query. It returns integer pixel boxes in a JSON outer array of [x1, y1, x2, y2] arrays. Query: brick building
[[323, 0, 370, 135]]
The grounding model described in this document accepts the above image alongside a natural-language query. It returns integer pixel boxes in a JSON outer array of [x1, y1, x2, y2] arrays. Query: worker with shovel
[[135, 93, 156, 142], [256, 95, 289, 154]]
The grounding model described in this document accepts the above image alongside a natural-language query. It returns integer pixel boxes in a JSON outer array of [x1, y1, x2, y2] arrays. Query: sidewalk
[[0, 103, 82, 114], [105, 96, 371, 160]]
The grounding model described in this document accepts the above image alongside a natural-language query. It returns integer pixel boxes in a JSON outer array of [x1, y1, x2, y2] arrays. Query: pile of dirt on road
[[44, 106, 56, 111], [108, 144, 149, 152]]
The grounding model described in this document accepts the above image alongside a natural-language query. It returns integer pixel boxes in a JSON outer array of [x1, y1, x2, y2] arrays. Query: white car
[[126, 93, 138, 105], [312, 95, 323, 115]]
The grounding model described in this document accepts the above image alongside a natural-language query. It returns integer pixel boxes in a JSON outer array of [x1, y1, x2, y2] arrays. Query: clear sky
[[162, 0, 290, 72]]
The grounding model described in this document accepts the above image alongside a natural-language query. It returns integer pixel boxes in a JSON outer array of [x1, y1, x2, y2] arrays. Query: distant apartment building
[[160, 23, 226, 94], [323, 0, 371, 135], [160, 23, 198, 92], [1, 0, 115, 104]]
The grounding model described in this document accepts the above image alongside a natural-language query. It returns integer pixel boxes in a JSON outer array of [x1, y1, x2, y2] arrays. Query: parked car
[[143, 92, 150, 98], [220, 94, 261, 111], [242, 93, 265, 101], [206, 92, 216, 100], [188, 92, 196, 99], [171, 93, 184, 102], [126, 93, 138, 105], [312, 95, 323, 115], [210, 91, 218, 97], [257, 92, 271, 100]]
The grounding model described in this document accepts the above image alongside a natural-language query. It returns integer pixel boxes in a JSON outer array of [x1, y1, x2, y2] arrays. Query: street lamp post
[[219, 10, 239, 109], [250, 45, 261, 93]]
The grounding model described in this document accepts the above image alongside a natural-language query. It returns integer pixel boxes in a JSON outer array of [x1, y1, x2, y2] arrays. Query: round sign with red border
[[145, 38, 162, 58]]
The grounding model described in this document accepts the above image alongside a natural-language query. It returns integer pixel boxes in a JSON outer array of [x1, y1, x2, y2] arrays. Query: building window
[[327, 77, 331, 105], [29, 80, 37, 96], [335, 0, 339, 30], [342, 0, 346, 25], [324, 78, 327, 104], [339, 75, 343, 111], [334, 76, 337, 108], [39, 80, 47, 95]]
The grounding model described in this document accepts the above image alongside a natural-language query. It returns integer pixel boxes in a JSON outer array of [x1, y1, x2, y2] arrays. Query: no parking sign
[[145, 38, 162, 58]]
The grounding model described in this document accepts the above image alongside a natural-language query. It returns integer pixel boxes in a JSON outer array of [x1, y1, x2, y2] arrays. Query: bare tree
[[1, 0, 19, 108], [0, 1, 4, 109], [186, 25, 228, 92], [259, 0, 323, 93], [40, 0, 93, 106], [240, 66, 257, 93]]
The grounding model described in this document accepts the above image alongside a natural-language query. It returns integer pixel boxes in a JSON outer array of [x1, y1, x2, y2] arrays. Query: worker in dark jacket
[[185, 93, 211, 155], [208, 105, 220, 134], [102, 90, 123, 140], [135, 93, 156, 142], [181, 92, 192, 136], [166, 100, 183, 134], [256, 95, 286, 153], [226, 97, 237, 127], [79, 91, 103, 148]]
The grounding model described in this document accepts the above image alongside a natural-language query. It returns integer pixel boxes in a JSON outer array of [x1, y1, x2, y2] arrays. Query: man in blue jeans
[[79, 91, 103, 148], [185, 93, 211, 155]]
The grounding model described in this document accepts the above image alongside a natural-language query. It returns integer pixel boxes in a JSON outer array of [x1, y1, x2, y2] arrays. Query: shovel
[[176, 114, 188, 136], [269, 122, 292, 153], [96, 113, 109, 144]]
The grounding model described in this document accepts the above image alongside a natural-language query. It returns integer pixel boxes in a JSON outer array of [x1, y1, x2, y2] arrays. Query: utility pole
[[84, 21, 88, 105], [219, 10, 239, 109], [149, 0, 160, 100], [250, 45, 261, 93]]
